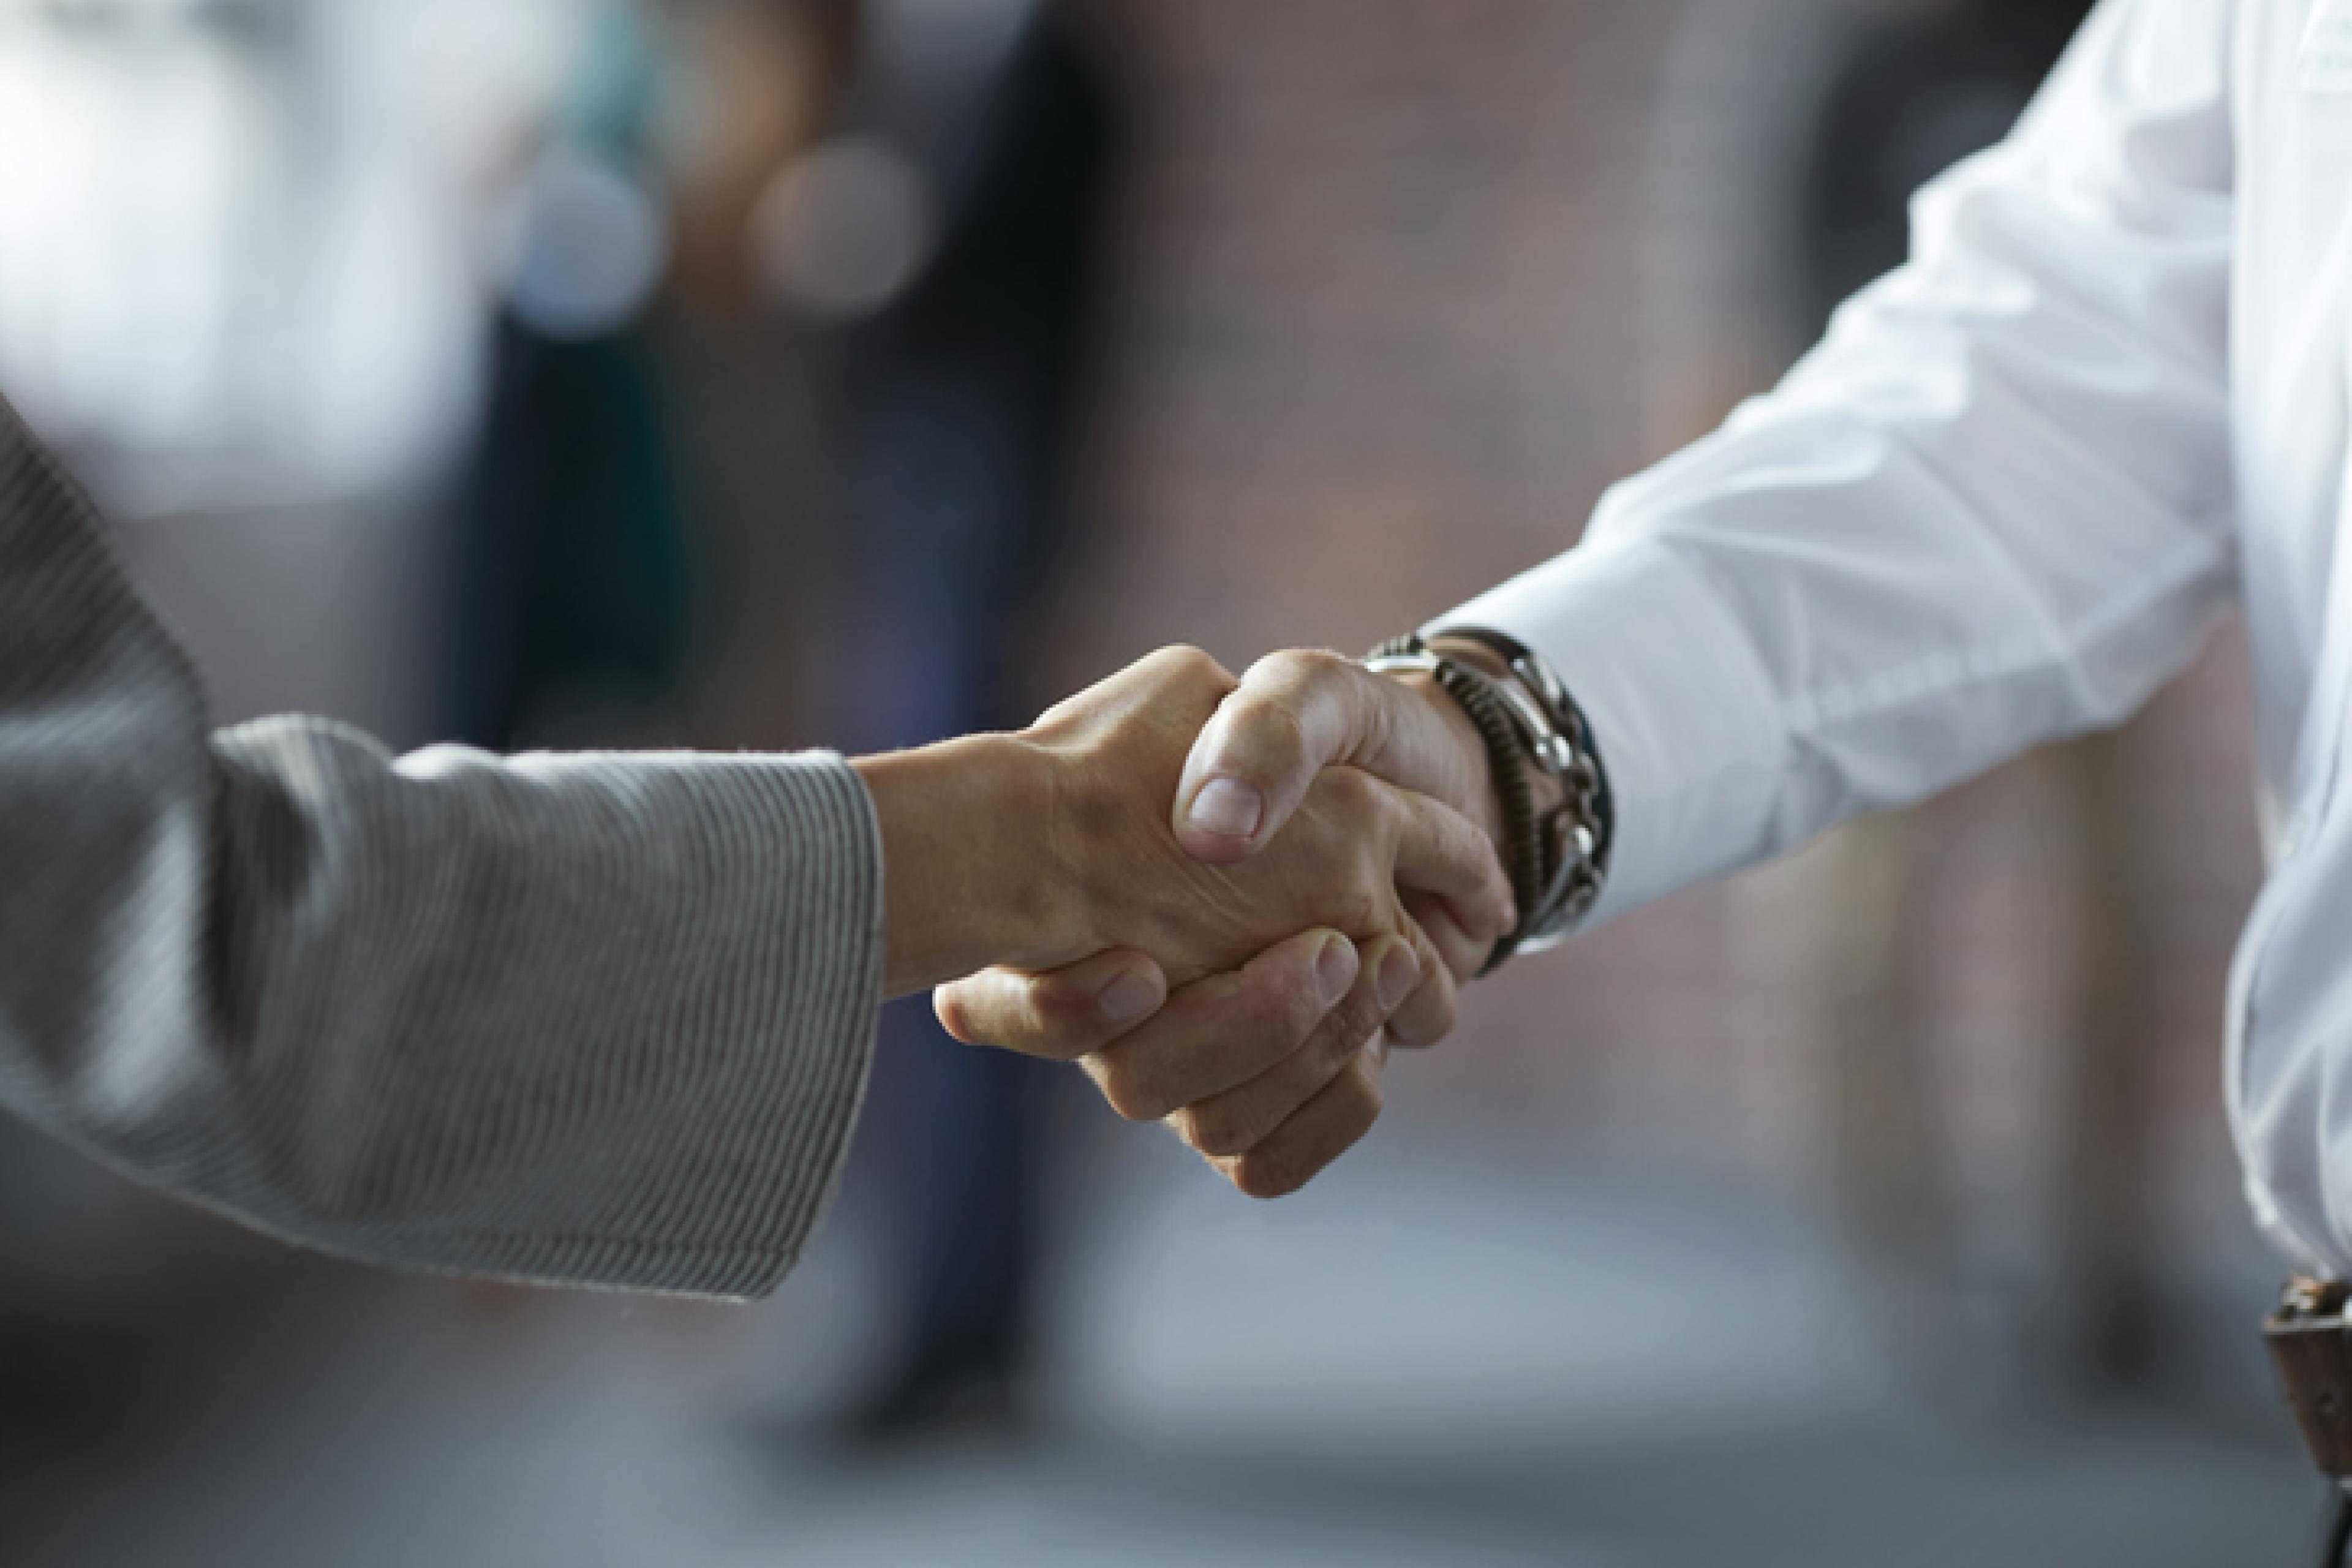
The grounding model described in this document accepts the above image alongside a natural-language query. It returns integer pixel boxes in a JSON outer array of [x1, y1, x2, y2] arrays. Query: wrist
[[1423, 635, 1570, 825], [1368, 628, 1605, 972], [853, 734, 1080, 997], [1423, 627, 1613, 951], [1381, 655, 1516, 854]]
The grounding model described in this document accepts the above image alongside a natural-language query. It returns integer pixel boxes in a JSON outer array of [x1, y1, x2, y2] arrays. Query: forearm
[[197, 730, 886, 1295], [0, 394, 883, 1298], [1435, 0, 2238, 925]]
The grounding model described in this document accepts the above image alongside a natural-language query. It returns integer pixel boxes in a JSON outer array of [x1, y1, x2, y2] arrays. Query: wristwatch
[[1363, 630, 1614, 972]]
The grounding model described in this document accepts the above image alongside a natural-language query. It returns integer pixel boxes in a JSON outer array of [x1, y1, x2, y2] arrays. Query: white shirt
[[1438, 0, 2352, 1274]]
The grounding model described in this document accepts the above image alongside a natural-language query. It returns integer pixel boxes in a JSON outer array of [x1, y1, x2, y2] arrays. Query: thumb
[[935, 949, 1168, 1061], [1174, 648, 1479, 863]]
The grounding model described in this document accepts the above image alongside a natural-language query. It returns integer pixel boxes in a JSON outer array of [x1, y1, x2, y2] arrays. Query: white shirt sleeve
[[1438, 0, 2241, 927]]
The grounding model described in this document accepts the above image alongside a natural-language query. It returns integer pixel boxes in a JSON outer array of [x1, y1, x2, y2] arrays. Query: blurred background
[[0, 0, 2317, 1564]]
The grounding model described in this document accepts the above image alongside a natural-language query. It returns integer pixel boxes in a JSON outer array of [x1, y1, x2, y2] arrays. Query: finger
[[1381, 781, 1516, 943], [1383, 918, 1459, 1050], [1405, 889, 1492, 985], [1082, 931, 1359, 1122], [1212, 1044, 1385, 1200], [934, 949, 1168, 1062], [1174, 649, 1477, 863], [1168, 932, 1412, 1157]]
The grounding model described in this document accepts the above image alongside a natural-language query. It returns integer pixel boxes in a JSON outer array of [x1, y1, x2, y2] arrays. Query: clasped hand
[[861, 643, 1510, 1199]]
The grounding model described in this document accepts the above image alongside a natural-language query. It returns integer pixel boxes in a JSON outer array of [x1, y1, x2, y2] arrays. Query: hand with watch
[[935, 628, 1613, 1191], [1156, 630, 1611, 978]]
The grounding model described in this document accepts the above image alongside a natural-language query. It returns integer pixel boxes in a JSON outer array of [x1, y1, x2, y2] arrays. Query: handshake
[[853, 639, 1528, 1199]]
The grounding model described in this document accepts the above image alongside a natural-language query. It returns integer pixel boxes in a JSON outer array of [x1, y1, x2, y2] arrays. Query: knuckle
[[1028, 984, 1104, 1058], [1232, 1150, 1306, 1202], [1406, 928, 1447, 985], [1298, 800, 1381, 875], [1311, 1002, 1381, 1070], [1183, 1105, 1261, 1159], [1159, 644, 1234, 693], [1329, 884, 1389, 942], [1424, 963, 1461, 1029], [1224, 696, 1308, 778], [1390, 998, 1452, 1050], [1035, 1031, 1095, 1065], [1099, 1060, 1171, 1124], [1238, 1091, 1378, 1202], [1317, 764, 1382, 817], [1108, 1088, 1166, 1126], [1245, 971, 1323, 1040], [1256, 646, 1348, 692]]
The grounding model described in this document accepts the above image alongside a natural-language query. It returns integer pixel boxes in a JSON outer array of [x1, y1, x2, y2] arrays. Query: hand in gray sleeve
[[0, 401, 883, 1300]]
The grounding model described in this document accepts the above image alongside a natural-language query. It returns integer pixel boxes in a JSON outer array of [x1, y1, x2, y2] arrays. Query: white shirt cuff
[[1428, 538, 1788, 929]]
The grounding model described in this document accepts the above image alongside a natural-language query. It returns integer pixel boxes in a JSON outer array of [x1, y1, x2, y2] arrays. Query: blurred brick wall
[[1061, 0, 1665, 664]]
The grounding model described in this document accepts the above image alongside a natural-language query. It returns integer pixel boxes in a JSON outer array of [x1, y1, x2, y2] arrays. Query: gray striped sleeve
[[0, 398, 883, 1300]]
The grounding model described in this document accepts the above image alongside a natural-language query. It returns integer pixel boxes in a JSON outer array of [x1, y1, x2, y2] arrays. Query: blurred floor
[[0, 1123, 2313, 1568]]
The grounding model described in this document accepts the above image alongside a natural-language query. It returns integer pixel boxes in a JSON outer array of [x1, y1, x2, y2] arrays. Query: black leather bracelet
[[1437, 627, 1616, 886], [1366, 636, 1541, 975]]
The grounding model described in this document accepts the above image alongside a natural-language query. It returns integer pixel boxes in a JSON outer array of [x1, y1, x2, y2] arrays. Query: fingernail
[[1314, 935, 1359, 1008], [1186, 777, 1263, 839], [1099, 971, 1159, 1025], [1376, 946, 1421, 1011], [1365, 1036, 1392, 1068]]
